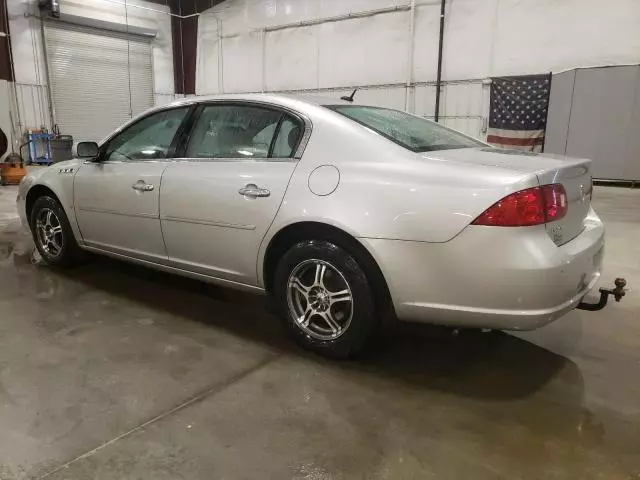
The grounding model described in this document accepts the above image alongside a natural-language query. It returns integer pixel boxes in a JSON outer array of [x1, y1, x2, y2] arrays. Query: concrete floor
[[0, 184, 639, 480]]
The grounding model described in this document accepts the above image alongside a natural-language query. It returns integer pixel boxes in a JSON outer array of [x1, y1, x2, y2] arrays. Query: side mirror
[[74, 141, 99, 159]]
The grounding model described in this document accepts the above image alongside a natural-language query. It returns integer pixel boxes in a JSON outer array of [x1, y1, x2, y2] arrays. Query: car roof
[[101, 93, 360, 145], [165, 93, 356, 113]]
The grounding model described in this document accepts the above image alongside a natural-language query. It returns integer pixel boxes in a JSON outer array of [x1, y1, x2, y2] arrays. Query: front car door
[[160, 102, 307, 286], [74, 106, 191, 260]]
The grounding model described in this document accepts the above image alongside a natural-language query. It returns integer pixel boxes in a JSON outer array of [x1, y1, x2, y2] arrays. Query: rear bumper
[[361, 209, 605, 330]]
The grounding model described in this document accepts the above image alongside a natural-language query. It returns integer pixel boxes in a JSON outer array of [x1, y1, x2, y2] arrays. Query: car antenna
[[340, 89, 357, 102]]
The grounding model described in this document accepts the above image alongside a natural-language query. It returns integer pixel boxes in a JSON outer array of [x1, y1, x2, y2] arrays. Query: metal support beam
[[219, 4, 412, 40], [0, 0, 13, 81], [405, 0, 416, 112], [165, 0, 225, 95], [434, 0, 446, 122], [39, 16, 56, 129], [239, 78, 484, 96]]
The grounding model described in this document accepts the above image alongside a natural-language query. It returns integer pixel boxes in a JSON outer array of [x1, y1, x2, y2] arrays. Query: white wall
[[6, 0, 174, 136], [196, 0, 640, 137]]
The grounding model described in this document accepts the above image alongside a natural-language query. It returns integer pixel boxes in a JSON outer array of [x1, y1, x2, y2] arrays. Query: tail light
[[472, 184, 567, 227]]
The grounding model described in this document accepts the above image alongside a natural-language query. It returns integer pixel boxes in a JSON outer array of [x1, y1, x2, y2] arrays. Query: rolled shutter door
[[44, 20, 154, 142]]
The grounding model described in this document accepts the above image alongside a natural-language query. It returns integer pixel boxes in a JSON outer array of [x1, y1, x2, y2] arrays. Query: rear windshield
[[326, 105, 484, 152]]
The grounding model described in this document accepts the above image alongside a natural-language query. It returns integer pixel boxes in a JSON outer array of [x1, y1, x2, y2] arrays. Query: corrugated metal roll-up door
[[44, 21, 154, 142]]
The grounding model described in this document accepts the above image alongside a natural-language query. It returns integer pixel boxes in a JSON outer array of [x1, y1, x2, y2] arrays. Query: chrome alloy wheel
[[286, 259, 353, 341], [35, 208, 64, 258]]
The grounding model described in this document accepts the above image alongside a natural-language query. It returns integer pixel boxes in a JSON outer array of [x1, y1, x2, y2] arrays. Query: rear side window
[[326, 105, 483, 153], [272, 117, 302, 158], [185, 104, 302, 159]]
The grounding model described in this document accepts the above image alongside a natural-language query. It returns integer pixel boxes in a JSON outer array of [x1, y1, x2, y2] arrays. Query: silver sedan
[[17, 94, 615, 358]]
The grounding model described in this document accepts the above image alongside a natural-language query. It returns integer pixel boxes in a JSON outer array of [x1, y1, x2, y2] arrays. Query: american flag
[[487, 74, 551, 153]]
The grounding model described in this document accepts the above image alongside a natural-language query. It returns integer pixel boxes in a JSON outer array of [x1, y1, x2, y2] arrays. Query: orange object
[[1, 153, 27, 186]]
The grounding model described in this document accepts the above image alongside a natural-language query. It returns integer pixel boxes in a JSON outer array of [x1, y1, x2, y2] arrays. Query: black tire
[[273, 240, 378, 359], [30, 195, 84, 267]]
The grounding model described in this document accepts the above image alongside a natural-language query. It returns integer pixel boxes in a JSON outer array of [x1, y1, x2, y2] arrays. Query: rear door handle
[[238, 183, 270, 198], [132, 180, 154, 192]]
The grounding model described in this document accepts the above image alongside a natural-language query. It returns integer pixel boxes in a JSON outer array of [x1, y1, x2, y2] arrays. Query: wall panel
[[565, 66, 640, 181], [411, 4, 441, 84], [492, 0, 640, 77], [414, 82, 486, 138], [317, 11, 409, 88], [195, 14, 220, 95], [155, 92, 184, 106], [222, 31, 263, 93], [545, 66, 640, 182], [14, 83, 50, 131], [264, 26, 319, 91], [544, 70, 575, 155], [351, 87, 407, 110]]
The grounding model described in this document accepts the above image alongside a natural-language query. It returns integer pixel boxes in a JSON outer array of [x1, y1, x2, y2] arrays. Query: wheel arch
[[262, 221, 393, 314], [25, 184, 61, 226]]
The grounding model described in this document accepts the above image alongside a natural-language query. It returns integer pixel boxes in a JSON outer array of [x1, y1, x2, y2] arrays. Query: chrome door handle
[[132, 180, 154, 192], [238, 183, 270, 198]]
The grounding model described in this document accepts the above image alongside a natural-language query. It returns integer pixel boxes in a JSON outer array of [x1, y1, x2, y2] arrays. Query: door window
[[103, 107, 190, 162], [185, 104, 301, 159], [272, 117, 302, 158]]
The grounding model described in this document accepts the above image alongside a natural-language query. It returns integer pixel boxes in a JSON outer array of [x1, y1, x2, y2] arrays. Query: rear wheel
[[274, 240, 377, 358], [30, 195, 83, 267]]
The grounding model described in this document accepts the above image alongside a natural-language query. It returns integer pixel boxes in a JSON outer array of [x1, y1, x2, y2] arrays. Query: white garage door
[[44, 21, 154, 143]]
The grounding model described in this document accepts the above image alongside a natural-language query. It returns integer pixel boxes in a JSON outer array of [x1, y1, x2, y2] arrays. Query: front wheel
[[30, 195, 83, 267], [273, 240, 377, 359]]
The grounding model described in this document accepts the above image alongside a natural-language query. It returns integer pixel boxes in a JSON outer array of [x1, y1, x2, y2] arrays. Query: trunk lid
[[420, 147, 593, 245], [536, 158, 592, 245]]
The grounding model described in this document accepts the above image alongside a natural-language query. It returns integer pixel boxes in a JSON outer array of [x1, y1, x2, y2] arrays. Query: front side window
[[103, 107, 189, 162], [185, 104, 301, 159], [326, 105, 484, 152]]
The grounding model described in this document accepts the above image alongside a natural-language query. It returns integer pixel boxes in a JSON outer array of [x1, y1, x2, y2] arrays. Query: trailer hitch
[[577, 278, 627, 311]]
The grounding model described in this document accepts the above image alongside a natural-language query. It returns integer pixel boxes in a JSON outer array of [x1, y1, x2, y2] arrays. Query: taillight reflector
[[472, 184, 567, 227]]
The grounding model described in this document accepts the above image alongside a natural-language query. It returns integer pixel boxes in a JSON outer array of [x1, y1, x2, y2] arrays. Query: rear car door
[[160, 102, 306, 286], [74, 106, 191, 260]]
